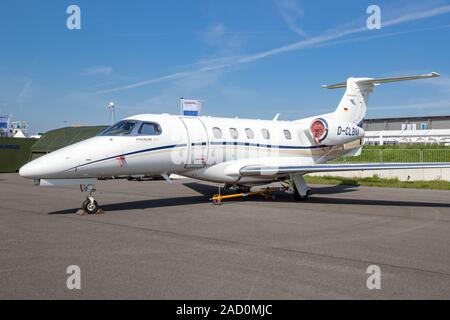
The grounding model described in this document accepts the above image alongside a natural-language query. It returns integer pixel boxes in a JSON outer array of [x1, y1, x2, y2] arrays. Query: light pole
[[108, 102, 115, 125]]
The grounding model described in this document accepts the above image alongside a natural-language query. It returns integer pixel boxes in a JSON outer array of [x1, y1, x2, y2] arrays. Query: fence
[[332, 149, 450, 163]]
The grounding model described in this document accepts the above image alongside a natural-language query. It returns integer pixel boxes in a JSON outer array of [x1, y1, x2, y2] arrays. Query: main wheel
[[236, 187, 251, 194], [83, 199, 99, 214]]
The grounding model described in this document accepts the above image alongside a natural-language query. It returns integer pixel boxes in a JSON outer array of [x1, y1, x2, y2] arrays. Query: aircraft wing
[[240, 162, 450, 177]]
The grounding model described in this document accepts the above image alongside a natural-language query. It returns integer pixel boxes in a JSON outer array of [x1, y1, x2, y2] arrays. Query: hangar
[[0, 125, 107, 173], [363, 115, 450, 131], [29, 125, 107, 160], [363, 115, 450, 145], [0, 137, 38, 173]]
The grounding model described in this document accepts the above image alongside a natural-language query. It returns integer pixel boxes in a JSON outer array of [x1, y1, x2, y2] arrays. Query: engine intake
[[310, 118, 364, 145], [310, 118, 329, 144]]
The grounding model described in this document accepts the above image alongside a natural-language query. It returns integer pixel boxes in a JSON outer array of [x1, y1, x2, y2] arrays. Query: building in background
[[0, 115, 31, 138], [363, 115, 450, 146], [0, 115, 12, 137], [364, 115, 450, 131]]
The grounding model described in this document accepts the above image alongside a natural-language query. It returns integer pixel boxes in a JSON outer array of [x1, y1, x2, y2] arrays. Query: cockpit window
[[99, 121, 137, 136], [138, 122, 162, 135]]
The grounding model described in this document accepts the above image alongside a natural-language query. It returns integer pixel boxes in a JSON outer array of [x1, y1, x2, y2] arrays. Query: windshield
[[99, 121, 137, 136]]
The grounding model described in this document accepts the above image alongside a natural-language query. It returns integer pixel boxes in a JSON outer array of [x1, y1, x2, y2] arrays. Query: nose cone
[[19, 136, 108, 180], [19, 160, 43, 179], [19, 152, 71, 179]]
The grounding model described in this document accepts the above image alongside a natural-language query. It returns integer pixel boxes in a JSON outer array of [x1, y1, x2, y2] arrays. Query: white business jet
[[20, 72, 450, 213]]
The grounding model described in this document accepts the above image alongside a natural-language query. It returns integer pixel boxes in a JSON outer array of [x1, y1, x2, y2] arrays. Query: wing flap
[[240, 162, 450, 177]]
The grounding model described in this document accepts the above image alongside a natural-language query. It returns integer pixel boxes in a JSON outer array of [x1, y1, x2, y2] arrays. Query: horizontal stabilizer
[[240, 162, 450, 177], [321, 72, 440, 89]]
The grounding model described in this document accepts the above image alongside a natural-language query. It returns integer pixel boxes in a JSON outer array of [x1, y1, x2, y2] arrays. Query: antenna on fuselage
[[108, 102, 115, 125]]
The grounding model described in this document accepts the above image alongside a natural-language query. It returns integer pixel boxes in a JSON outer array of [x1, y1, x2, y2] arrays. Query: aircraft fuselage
[[19, 113, 362, 185]]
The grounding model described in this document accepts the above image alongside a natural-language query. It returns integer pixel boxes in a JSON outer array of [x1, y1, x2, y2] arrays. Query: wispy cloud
[[81, 66, 113, 76], [275, 0, 308, 37], [382, 3, 450, 27], [99, 23, 242, 94], [203, 23, 227, 47], [235, 4, 450, 64], [311, 24, 450, 51], [98, 4, 450, 94], [201, 23, 246, 63], [19, 79, 32, 110]]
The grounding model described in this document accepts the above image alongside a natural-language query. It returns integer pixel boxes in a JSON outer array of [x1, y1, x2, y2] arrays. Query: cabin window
[[229, 128, 239, 139], [261, 128, 270, 140], [213, 127, 222, 139], [245, 128, 254, 139], [283, 129, 292, 140], [138, 122, 162, 135], [99, 120, 137, 136]]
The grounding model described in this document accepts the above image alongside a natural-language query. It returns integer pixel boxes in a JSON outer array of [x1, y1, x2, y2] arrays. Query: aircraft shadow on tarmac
[[48, 182, 449, 214], [183, 182, 358, 196], [183, 183, 449, 207]]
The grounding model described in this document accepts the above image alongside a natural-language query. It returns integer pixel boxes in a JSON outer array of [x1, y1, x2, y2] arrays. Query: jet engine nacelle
[[310, 118, 364, 146]]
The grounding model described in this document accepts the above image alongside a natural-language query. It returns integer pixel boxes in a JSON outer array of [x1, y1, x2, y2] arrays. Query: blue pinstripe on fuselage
[[68, 141, 329, 171]]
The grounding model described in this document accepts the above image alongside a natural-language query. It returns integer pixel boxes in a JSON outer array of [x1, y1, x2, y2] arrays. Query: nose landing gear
[[78, 184, 103, 215]]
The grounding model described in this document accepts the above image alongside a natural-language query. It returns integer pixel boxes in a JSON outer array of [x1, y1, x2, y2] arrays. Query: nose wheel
[[82, 198, 99, 214], [79, 184, 102, 215]]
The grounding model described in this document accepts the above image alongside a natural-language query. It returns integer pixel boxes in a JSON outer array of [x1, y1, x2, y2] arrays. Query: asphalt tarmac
[[1, 173, 449, 299]]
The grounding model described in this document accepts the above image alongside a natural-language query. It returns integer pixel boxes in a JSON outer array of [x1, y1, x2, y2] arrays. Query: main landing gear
[[210, 175, 312, 204], [290, 174, 312, 201], [78, 184, 103, 215]]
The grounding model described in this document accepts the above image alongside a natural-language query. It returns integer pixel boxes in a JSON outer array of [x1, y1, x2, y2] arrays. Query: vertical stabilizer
[[321, 72, 440, 125], [333, 78, 373, 125]]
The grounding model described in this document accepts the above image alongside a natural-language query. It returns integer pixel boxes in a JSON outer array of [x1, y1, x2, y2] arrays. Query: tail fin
[[321, 72, 440, 125]]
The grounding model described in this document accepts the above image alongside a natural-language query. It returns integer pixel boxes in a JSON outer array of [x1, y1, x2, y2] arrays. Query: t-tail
[[307, 72, 440, 146], [322, 72, 440, 125]]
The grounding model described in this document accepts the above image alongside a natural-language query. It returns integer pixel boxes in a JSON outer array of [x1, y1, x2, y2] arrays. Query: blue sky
[[1, 0, 450, 134]]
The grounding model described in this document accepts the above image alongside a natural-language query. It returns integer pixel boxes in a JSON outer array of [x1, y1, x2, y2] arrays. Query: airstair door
[[180, 117, 208, 168]]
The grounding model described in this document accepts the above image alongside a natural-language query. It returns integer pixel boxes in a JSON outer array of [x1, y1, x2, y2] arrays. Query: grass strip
[[304, 175, 450, 190]]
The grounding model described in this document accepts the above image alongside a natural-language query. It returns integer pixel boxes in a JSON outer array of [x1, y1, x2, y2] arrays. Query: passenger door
[[180, 117, 208, 168]]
